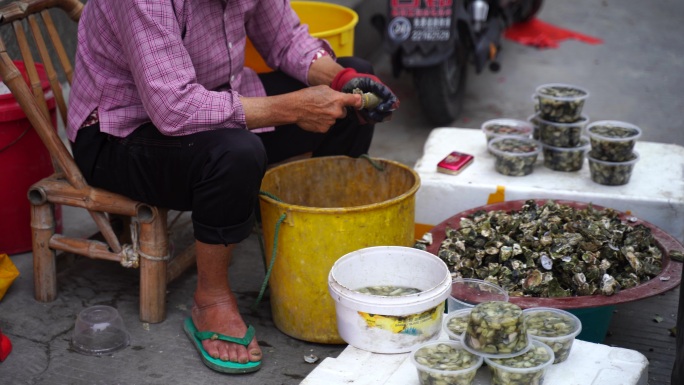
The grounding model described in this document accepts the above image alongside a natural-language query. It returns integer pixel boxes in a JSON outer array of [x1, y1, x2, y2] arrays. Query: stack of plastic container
[[532, 83, 591, 172], [585, 120, 642, 185], [410, 299, 585, 385], [411, 301, 553, 385], [480, 119, 542, 177]]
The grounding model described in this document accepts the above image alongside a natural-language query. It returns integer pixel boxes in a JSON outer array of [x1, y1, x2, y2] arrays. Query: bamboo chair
[[0, 0, 196, 323]]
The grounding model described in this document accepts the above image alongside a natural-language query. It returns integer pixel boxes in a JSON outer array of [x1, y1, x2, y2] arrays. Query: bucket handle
[[0, 127, 30, 154], [360, 154, 385, 171], [251, 155, 382, 310], [252, 191, 287, 311]]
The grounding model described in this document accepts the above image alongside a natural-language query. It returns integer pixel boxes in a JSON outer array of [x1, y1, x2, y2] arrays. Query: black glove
[[331, 68, 399, 123]]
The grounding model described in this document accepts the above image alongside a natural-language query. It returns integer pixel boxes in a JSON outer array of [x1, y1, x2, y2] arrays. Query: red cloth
[[0, 329, 11, 362], [504, 18, 603, 49]]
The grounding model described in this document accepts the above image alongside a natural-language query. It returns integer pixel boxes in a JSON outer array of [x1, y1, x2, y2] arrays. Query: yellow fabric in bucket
[[0, 254, 20, 301], [245, 1, 359, 73], [259, 156, 420, 344]]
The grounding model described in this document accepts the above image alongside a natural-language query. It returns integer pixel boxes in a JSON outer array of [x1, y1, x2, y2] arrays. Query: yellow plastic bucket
[[245, 1, 359, 73], [259, 156, 420, 343]]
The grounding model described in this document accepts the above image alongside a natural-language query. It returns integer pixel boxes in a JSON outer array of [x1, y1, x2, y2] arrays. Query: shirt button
[[230, 75, 235, 82], [228, 42, 233, 50]]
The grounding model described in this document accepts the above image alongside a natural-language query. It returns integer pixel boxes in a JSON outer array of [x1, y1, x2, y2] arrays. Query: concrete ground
[[1, 0, 683, 384]]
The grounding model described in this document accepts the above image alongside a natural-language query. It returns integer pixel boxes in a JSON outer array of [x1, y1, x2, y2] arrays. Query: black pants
[[71, 57, 375, 246]]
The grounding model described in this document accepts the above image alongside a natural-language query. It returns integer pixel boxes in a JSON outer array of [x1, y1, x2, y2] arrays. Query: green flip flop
[[183, 317, 262, 374]]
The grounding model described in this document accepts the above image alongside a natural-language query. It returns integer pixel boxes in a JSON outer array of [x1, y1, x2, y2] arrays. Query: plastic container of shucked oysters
[[462, 301, 531, 358], [410, 340, 483, 385], [534, 83, 589, 123], [586, 120, 642, 162], [542, 136, 590, 172], [481, 118, 534, 144], [485, 340, 555, 385], [587, 151, 640, 186], [523, 307, 582, 364], [443, 308, 472, 341], [448, 278, 509, 312], [536, 113, 589, 148], [488, 136, 541, 177]]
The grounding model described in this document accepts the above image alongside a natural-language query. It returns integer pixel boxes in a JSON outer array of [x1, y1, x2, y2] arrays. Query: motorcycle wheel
[[511, 0, 544, 24], [413, 50, 468, 126]]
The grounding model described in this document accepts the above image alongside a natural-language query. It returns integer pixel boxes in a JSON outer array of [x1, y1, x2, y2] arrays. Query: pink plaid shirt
[[66, 0, 333, 141]]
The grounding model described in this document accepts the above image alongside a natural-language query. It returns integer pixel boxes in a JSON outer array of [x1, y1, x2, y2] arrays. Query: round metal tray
[[425, 199, 683, 309]]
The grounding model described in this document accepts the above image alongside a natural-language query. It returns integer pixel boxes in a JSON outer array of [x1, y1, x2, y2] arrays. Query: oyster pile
[[426, 200, 663, 297], [485, 124, 530, 142]]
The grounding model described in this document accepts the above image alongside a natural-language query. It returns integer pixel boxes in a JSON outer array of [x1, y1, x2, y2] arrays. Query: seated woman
[[66, 0, 398, 375]]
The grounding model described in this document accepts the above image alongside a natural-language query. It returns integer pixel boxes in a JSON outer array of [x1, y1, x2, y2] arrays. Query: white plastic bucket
[[327, 246, 452, 353]]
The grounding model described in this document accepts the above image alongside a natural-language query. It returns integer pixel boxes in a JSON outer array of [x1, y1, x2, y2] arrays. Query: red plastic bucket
[[0, 61, 60, 255]]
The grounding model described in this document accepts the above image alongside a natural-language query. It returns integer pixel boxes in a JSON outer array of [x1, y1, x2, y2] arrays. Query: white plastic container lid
[[488, 135, 542, 158], [587, 150, 640, 165], [535, 83, 590, 101], [484, 339, 555, 373], [523, 307, 583, 340], [481, 118, 534, 138], [542, 136, 591, 152], [586, 120, 643, 142], [410, 340, 484, 377], [535, 113, 590, 127]]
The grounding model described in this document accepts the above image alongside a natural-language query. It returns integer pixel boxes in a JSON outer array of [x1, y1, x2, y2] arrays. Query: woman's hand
[[241, 85, 362, 132], [291, 85, 362, 133]]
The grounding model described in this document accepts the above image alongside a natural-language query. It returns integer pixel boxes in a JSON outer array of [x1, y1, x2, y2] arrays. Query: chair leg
[[138, 209, 168, 323], [31, 202, 57, 302]]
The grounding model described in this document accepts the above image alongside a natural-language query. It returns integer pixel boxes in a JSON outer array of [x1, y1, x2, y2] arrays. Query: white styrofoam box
[[413, 128, 684, 243], [300, 336, 648, 385]]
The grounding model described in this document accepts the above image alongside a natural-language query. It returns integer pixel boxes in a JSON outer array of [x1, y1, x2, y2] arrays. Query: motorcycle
[[373, 0, 543, 126]]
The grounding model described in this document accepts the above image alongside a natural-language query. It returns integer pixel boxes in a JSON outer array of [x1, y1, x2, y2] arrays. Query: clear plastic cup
[[462, 301, 530, 358], [443, 308, 472, 341], [536, 113, 589, 147], [586, 120, 642, 161], [523, 307, 582, 364], [488, 136, 541, 176], [534, 83, 589, 123], [542, 136, 590, 172], [448, 278, 509, 312], [587, 151, 639, 186], [485, 340, 555, 385], [71, 305, 130, 356], [410, 340, 483, 385], [481, 118, 534, 143]]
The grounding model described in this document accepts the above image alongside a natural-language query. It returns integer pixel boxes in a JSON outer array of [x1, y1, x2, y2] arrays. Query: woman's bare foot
[[192, 291, 262, 364]]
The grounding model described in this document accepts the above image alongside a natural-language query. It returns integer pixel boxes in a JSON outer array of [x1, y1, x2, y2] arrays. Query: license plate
[[388, 0, 454, 43]]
